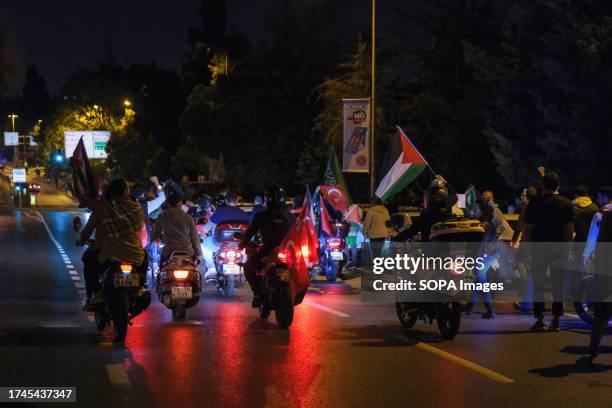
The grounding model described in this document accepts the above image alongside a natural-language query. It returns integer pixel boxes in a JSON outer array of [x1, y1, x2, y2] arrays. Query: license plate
[[114, 273, 139, 287], [223, 263, 241, 275], [171, 286, 192, 300], [276, 268, 290, 281], [330, 250, 344, 261]]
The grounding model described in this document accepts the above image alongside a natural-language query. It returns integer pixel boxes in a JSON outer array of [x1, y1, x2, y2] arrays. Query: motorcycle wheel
[[436, 302, 461, 340], [112, 291, 130, 342], [224, 278, 235, 298], [94, 310, 107, 331], [325, 258, 339, 282], [274, 284, 294, 329], [172, 304, 186, 320], [574, 302, 594, 325], [395, 302, 418, 329]]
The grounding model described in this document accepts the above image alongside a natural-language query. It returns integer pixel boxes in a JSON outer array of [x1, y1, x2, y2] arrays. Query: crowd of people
[[71, 167, 611, 358]]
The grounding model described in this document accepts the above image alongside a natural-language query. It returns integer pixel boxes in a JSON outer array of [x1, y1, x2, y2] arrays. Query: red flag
[[298, 187, 319, 266], [319, 185, 349, 213], [319, 195, 333, 236], [277, 223, 311, 301]]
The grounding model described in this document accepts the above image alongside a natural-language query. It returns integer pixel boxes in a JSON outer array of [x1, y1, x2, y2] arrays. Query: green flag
[[324, 151, 351, 204], [465, 184, 478, 215]]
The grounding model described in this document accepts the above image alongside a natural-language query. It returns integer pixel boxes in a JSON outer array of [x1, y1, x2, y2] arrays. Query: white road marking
[[307, 302, 350, 318], [70, 276, 80, 281], [106, 364, 130, 385], [69, 270, 78, 275], [87, 315, 95, 325], [74, 282, 85, 289]]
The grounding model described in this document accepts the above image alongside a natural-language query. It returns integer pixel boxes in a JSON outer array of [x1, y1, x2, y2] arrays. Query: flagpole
[[370, 0, 376, 199]]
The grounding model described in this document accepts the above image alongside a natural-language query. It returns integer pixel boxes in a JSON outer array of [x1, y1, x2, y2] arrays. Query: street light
[[8, 114, 18, 131], [123, 99, 132, 107]]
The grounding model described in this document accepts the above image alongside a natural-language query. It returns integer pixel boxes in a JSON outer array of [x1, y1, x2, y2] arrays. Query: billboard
[[4, 132, 18, 146], [12, 168, 26, 183], [342, 99, 370, 173], [64, 131, 110, 159]]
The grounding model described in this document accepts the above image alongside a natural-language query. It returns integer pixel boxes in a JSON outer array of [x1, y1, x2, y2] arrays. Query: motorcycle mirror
[[72, 216, 82, 232]]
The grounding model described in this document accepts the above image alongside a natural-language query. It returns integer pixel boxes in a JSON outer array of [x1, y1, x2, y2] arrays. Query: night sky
[[0, 0, 421, 92]]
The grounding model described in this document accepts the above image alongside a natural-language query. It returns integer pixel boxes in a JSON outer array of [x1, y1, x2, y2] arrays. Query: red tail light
[[224, 249, 238, 262], [173, 270, 189, 279], [327, 240, 342, 250], [277, 249, 290, 263], [216, 223, 249, 231]]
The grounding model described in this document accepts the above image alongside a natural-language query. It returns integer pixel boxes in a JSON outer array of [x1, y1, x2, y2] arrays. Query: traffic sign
[[12, 168, 26, 183]]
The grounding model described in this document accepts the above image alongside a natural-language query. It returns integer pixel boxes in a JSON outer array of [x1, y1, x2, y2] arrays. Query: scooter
[[211, 222, 248, 297], [95, 261, 151, 341], [394, 218, 485, 340], [156, 252, 202, 320]]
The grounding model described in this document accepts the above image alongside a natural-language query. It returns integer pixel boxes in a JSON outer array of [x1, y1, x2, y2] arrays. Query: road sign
[[12, 168, 26, 183], [64, 130, 111, 159], [4, 132, 18, 146]]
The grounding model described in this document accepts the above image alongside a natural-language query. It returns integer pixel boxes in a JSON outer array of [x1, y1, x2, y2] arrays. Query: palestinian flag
[[324, 151, 351, 204], [69, 137, 95, 197], [375, 126, 428, 202]]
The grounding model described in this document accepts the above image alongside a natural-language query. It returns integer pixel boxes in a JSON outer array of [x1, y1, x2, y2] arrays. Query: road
[[0, 191, 610, 407]]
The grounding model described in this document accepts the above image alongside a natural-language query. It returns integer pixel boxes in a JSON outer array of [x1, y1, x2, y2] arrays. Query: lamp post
[[370, 0, 376, 198], [8, 114, 19, 166]]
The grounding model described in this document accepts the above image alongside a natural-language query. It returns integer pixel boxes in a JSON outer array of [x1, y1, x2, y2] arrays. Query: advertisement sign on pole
[[342, 98, 370, 173], [12, 168, 26, 183], [4, 132, 19, 146], [64, 131, 111, 159]]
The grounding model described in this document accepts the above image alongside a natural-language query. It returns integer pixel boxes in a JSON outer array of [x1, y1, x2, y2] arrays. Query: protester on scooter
[[76, 179, 149, 308], [250, 195, 265, 223], [394, 185, 451, 242], [151, 193, 203, 268], [240, 185, 295, 307], [206, 193, 251, 232]]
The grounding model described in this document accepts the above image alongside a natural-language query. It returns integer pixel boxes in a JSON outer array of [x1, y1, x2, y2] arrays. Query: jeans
[[82, 246, 104, 298]]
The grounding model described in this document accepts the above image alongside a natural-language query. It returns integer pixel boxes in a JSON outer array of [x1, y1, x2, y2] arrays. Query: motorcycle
[[318, 237, 346, 282], [156, 252, 202, 320], [94, 261, 151, 341], [315, 222, 349, 282], [212, 222, 248, 297], [74, 217, 150, 342], [241, 241, 303, 329], [394, 218, 485, 340]]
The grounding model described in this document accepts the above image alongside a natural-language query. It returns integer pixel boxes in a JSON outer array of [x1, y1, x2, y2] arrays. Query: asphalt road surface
[[0, 203, 610, 407]]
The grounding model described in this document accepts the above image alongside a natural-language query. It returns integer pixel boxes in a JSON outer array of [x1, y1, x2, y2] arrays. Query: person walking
[[522, 172, 574, 332], [512, 186, 538, 313], [363, 197, 390, 257], [585, 186, 612, 358]]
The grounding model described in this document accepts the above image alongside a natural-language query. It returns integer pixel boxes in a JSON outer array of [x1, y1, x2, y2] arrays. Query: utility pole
[[370, 0, 376, 199]]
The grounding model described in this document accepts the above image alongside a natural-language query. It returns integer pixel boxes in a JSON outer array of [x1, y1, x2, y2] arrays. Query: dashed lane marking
[[105, 364, 130, 385], [306, 301, 350, 318], [70, 276, 80, 281]]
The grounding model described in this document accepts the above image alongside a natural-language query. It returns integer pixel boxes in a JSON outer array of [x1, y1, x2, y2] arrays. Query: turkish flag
[[298, 187, 319, 266], [319, 195, 334, 237], [277, 223, 311, 302], [319, 185, 349, 213]]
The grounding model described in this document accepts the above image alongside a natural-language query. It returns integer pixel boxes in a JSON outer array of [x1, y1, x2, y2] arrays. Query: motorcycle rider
[[151, 192, 203, 268], [209, 192, 250, 226], [240, 185, 295, 307], [76, 179, 150, 312]]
